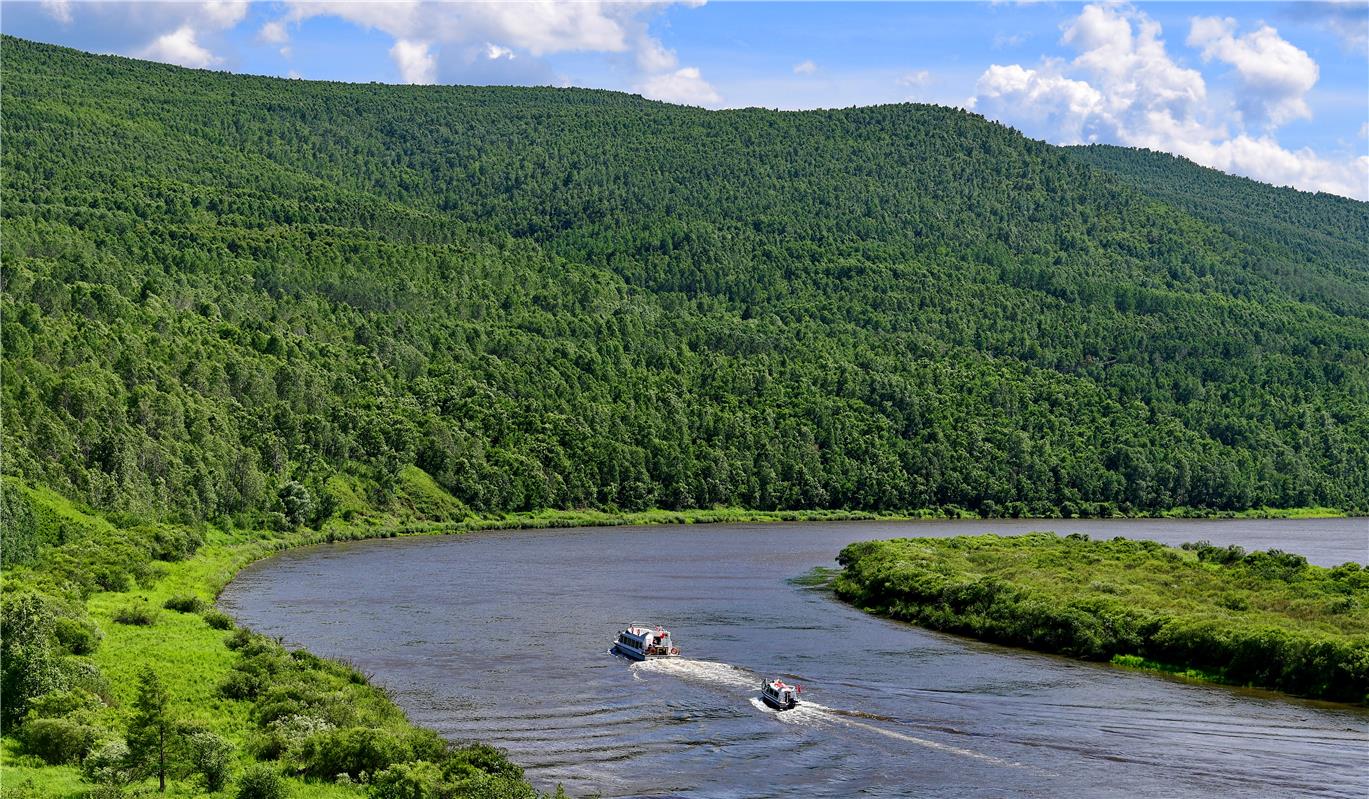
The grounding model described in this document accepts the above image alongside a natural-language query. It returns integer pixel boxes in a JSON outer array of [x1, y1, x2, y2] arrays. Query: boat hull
[[761, 693, 798, 711], [612, 642, 679, 660]]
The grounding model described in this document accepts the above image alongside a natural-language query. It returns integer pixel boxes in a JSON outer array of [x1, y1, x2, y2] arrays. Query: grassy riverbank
[[833, 534, 1369, 704], [0, 479, 918, 799]]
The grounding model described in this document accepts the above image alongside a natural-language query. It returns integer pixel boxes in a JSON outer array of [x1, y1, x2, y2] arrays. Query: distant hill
[[4, 36, 1367, 530]]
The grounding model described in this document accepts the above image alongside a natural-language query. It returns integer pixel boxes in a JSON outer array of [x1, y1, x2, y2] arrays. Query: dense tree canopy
[[3, 37, 1368, 533]]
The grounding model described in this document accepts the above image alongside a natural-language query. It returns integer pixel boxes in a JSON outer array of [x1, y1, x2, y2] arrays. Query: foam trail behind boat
[[797, 703, 1029, 769], [631, 657, 761, 691], [641, 659, 1039, 773]]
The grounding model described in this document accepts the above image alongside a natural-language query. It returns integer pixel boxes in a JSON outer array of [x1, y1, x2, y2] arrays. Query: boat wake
[[638, 659, 1037, 772], [631, 657, 760, 691]]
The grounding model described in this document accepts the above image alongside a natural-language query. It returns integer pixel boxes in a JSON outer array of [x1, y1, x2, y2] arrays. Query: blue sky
[[4, 1, 1367, 198]]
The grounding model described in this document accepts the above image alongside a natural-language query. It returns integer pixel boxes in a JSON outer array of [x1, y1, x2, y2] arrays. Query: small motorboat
[[761, 679, 801, 710], [612, 624, 680, 660]]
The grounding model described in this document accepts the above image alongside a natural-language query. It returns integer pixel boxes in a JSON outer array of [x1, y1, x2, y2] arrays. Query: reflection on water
[[220, 518, 1368, 798]]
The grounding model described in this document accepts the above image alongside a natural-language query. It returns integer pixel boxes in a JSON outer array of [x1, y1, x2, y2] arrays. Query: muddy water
[[220, 518, 1368, 798]]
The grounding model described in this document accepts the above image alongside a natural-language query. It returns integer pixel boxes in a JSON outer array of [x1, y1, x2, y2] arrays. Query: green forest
[[4, 36, 1368, 535], [833, 534, 1369, 703]]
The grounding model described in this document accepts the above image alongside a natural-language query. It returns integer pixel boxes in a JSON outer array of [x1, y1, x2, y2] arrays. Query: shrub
[[219, 669, 266, 701], [0, 780, 42, 799], [442, 743, 525, 783], [20, 717, 98, 764], [185, 730, 235, 792], [225, 628, 256, 650], [203, 609, 235, 630], [82, 740, 135, 786], [53, 616, 102, 655], [252, 715, 334, 762], [293, 726, 407, 779], [368, 760, 442, 799], [164, 594, 207, 614], [111, 604, 157, 626], [141, 524, 204, 562], [25, 688, 103, 721], [60, 660, 112, 705], [237, 764, 288, 799]]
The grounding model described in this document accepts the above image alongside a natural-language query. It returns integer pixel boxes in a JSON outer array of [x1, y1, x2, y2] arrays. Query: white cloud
[[969, 3, 1366, 199], [636, 36, 678, 73], [637, 66, 721, 107], [33, 2, 250, 68], [200, 1, 248, 29], [390, 39, 437, 84], [258, 20, 289, 45], [899, 69, 932, 87], [972, 63, 1103, 143], [275, 1, 705, 90], [138, 24, 219, 69], [39, 0, 71, 24], [1290, 2, 1369, 55], [993, 32, 1028, 49], [1195, 136, 1369, 200], [1188, 17, 1318, 127], [793, 59, 817, 76], [485, 43, 515, 61]]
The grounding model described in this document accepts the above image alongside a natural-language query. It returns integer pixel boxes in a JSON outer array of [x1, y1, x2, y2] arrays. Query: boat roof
[[624, 623, 670, 635]]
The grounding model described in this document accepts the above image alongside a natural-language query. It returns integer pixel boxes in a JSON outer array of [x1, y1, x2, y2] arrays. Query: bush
[[60, 660, 112, 704], [225, 628, 257, 650], [442, 743, 525, 783], [185, 730, 234, 792], [164, 594, 207, 614], [140, 524, 204, 562], [203, 609, 235, 630], [53, 616, 102, 655], [82, 740, 135, 786], [237, 764, 288, 799], [293, 726, 408, 779], [219, 669, 266, 701], [0, 780, 43, 799], [111, 604, 157, 626], [26, 688, 103, 721], [368, 760, 442, 799], [20, 717, 98, 764]]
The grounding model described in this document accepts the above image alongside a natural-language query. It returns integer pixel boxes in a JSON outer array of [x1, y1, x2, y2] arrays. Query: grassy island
[[833, 534, 1369, 704]]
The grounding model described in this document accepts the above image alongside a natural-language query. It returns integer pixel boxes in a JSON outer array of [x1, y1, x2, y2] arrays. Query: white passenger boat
[[760, 679, 800, 710], [611, 624, 680, 660]]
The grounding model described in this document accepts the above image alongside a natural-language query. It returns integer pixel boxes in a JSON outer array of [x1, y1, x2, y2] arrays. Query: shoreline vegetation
[[2, 474, 1363, 798], [832, 534, 1369, 705]]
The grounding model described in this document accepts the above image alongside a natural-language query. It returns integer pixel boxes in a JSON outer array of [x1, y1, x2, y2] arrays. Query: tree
[[0, 593, 65, 730], [128, 667, 174, 792]]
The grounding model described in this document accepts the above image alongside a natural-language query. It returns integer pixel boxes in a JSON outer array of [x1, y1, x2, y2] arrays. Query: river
[[219, 517, 1368, 798]]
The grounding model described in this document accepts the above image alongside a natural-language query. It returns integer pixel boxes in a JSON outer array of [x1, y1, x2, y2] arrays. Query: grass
[[833, 533, 1369, 703]]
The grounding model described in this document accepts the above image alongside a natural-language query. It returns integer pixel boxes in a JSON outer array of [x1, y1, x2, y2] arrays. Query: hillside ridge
[[3, 35, 1367, 534]]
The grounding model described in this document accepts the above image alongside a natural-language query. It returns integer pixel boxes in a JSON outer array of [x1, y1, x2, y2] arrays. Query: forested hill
[[3, 36, 1368, 532], [1064, 144, 1369, 318]]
